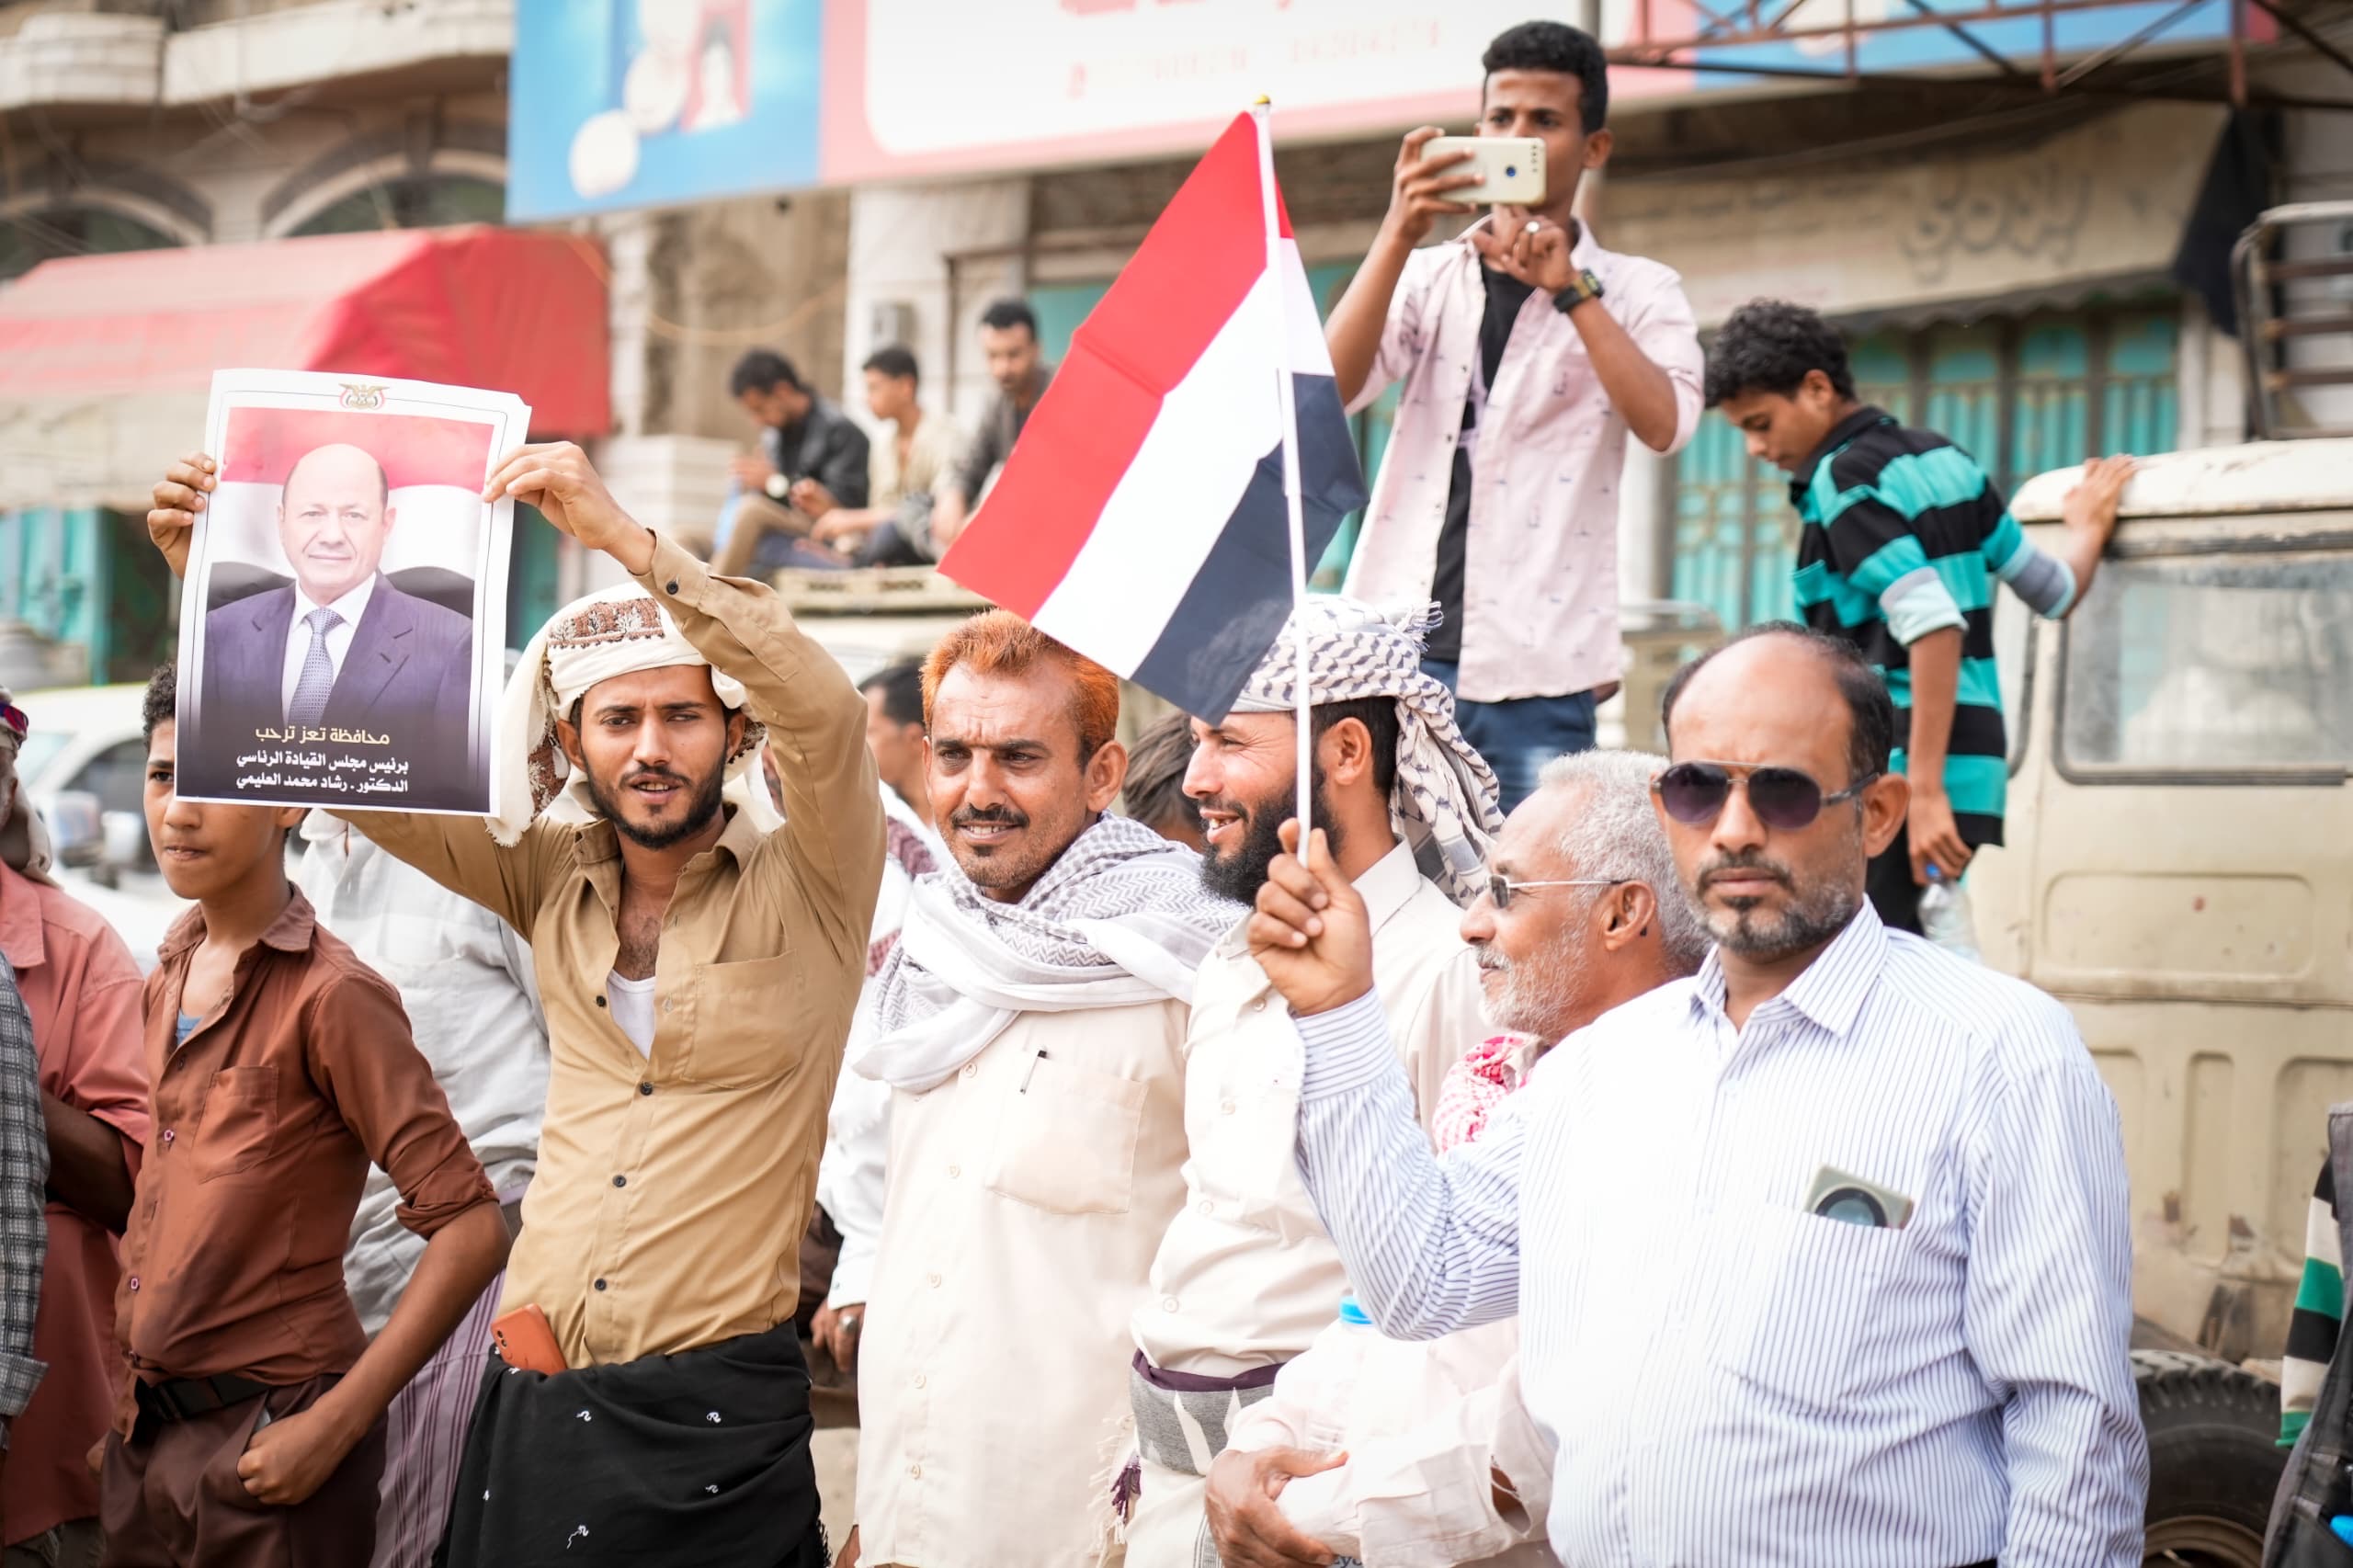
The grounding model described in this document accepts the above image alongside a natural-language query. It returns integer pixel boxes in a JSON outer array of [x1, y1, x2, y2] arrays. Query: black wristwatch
[[1552, 268, 1606, 314]]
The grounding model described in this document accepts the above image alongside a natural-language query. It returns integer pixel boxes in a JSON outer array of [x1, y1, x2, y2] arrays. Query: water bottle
[[1295, 1296, 1381, 1453], [1919, 865, 1981, 963], [1276, 1296, 1382, 1564]]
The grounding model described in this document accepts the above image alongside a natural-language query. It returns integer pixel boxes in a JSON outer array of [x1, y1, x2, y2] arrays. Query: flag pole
[[1252, 97, 1315, 849]]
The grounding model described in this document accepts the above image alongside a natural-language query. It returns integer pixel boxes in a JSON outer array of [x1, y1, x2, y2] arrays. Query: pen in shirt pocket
[[1020, 1049, 1050, 1092]]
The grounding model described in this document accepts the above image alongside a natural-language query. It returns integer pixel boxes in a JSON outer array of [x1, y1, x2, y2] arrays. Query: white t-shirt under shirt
[[607, 971, 657, 1058]]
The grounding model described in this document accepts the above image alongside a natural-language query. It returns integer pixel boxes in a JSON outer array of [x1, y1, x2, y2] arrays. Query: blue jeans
[[1421, 659, 1597, 815]]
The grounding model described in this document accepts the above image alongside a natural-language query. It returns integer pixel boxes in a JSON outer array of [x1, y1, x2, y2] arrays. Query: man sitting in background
[[794, 346, 963, 569], [930, 300, 1054, 550], [1206, 749, 1709, 1568], [711, 348, 871, 578]]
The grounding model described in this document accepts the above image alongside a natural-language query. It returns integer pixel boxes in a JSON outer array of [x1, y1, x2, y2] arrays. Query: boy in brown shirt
[[97, 665, 510, 1568]]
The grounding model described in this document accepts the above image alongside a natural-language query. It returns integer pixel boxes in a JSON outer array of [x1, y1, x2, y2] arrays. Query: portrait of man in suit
[[185, 439, 484, 808]]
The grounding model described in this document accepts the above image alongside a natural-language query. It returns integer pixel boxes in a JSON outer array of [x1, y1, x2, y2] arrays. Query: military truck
[[1986, 437, 2347, 1562], [1972, 201, 2353, 1564]]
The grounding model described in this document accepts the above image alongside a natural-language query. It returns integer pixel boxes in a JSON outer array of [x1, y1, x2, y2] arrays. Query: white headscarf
[[1230, 597, 1503, 907], [0, 686, 53, 884], [490, 584, 782, 846], [850, 814, 1241, 1093]]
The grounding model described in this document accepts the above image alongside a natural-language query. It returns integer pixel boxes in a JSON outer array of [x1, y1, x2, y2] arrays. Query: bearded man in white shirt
[[1205, 749, 1711, 1568], [837, 611, 1241, 1568], [1120, 598, 1498, 1568]]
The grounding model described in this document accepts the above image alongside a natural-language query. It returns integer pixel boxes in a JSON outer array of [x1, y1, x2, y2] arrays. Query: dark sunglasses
[[1653, 761, 1879, 832], [1483, 872, 1619, 910]]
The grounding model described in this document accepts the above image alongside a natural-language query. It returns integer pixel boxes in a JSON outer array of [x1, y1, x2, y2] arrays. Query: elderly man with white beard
[[1204, 750, 1711, 1568]]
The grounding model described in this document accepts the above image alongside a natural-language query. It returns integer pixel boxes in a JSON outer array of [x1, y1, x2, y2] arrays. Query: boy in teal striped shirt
[[1704, 300, 2131, 932]]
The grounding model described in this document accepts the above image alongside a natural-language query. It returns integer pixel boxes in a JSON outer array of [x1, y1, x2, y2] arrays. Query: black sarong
[[432, 1321, 825, 1568]]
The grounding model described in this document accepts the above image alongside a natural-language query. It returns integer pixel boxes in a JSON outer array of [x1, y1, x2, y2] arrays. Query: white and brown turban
[[1231, 597, 1502, 907], [489, 584, 779, 846]]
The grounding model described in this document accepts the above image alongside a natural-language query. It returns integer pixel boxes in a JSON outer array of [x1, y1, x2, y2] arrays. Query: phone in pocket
[[1419, 136, 1547, 208], [491, 1303, 568, 1375]]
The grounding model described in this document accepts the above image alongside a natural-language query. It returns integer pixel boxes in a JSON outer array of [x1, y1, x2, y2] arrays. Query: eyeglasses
[[1652, 761, 1879, 833], [1484, 872, 1620, 910]]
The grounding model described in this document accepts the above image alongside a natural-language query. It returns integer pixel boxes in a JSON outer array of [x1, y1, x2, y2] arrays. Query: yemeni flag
[[938, 110, 1368, 722]]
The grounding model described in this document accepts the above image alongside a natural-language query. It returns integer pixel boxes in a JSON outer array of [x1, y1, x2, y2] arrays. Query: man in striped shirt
[[1243, 624, 2146, 1566], [1704, 301, 2131, 933]]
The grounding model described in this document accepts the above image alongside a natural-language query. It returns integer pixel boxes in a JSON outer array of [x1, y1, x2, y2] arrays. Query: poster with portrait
[[173, 370, 531, 815]]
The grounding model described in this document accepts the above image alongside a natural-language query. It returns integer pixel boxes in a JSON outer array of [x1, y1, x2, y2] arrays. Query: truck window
[[2059, 551, 2353, 777]]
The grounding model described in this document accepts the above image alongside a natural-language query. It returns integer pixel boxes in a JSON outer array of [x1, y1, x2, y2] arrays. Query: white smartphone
[[1419, 135, 1547, 208]]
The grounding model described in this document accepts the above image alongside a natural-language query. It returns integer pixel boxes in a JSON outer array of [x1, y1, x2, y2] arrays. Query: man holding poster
[[150, 431, 881, 1568]]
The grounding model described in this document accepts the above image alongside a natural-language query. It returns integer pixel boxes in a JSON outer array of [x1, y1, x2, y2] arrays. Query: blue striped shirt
[[1293, 908, 2145, 1567]]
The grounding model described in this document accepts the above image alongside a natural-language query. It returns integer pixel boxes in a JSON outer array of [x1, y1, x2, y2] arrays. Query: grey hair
[[1535, 750, 1712, 976]]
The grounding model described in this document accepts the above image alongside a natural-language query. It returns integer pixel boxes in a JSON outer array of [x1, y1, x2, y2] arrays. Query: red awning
[[0, 225, 610, 438]]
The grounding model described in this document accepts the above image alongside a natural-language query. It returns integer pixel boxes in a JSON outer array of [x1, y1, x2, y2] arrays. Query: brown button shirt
[[114, 891, 494, 1418], [347, 534, 884, 1369]]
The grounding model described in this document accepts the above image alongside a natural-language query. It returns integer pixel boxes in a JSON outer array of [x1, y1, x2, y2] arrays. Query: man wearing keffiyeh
[[1121, 597, 1502, 1568], [146, 440, 886, 1568], [839, 611, 1241, 1568]]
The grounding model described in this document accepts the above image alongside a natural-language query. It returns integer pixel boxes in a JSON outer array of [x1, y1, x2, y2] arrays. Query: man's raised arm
[[486, 442, 885, 959], [1252, 824, 1525, 1340]]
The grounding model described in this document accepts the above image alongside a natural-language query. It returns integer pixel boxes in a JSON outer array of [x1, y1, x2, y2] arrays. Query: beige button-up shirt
[[348, 533, 884, 1369], [1342, 229, 1704, 703], [1134, 842, 1484, 1376], [858, 996, 1193, 1568]]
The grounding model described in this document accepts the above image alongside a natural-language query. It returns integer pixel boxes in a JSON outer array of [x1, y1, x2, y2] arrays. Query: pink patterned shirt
[[1342, 228, 1704, 703]]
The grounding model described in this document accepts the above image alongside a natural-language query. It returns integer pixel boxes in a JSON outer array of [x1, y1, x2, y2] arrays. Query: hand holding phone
[[1418, 136, 1547, 209], [1383, 127, 1486, 246]]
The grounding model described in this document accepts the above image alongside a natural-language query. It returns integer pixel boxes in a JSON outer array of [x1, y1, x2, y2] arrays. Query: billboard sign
[[509, 0, 825, 222], [509, 0, 2259, 218]]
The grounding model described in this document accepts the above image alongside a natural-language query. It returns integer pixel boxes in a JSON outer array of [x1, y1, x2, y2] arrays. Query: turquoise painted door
[[0, 508, 174, 684], [506, 505, 561, 653], [1671, 307, 2180, 633]]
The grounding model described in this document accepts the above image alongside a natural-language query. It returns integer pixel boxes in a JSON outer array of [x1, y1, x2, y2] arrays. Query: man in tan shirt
[[148, 443, 884, 1567], [1124, 599, 1500, 1568], [840, 612, 1240, 1568]]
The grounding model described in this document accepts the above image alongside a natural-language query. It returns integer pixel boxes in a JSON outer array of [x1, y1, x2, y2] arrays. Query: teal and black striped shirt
[[1790, 407, 2076, 847]]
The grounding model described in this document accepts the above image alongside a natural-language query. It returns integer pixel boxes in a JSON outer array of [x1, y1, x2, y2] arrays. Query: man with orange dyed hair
[[834, 612, 1242, 1568]]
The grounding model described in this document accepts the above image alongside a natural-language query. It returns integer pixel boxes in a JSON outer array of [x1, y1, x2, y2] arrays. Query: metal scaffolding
[[1604, 0, 2353, 108]]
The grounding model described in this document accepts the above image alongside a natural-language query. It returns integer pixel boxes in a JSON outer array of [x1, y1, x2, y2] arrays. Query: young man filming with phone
[[1325, 19, 1705, 813]]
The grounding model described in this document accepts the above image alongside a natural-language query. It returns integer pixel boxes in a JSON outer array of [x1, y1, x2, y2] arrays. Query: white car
[[13, 683, 186, 972]]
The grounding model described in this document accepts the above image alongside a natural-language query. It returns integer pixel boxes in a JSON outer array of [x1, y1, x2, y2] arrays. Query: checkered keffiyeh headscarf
[[489, 585, 779, 846], [1230, 597, 1502, 907]]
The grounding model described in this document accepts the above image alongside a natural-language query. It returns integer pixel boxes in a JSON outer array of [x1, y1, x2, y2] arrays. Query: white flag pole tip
[[1251, 100, 1315, 856]]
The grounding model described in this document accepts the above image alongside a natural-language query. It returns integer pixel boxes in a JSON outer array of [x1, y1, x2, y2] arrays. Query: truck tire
[[2137, 1348, 2286, 1566]]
